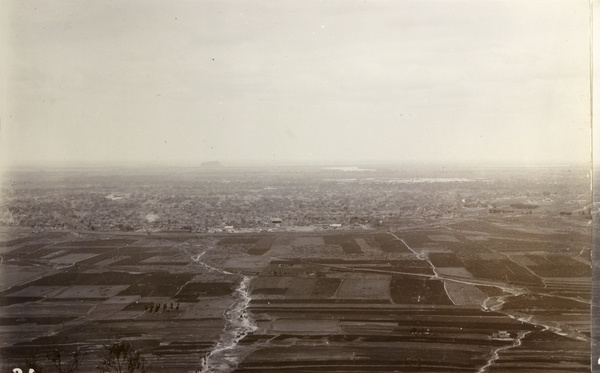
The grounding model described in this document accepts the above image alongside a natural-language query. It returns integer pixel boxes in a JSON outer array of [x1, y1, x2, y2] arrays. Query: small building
[[492, 331, 511, 339]]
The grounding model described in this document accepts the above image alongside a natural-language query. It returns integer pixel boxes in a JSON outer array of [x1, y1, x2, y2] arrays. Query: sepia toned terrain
[[0, 164, 592, 372]]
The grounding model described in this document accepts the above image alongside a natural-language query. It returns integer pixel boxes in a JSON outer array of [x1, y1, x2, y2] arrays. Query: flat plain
[[0, 165, 592, 372]]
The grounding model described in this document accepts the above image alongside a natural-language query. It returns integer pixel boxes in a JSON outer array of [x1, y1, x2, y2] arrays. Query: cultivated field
[[0, 222, 591, 372], [0, 165, 592, 372]]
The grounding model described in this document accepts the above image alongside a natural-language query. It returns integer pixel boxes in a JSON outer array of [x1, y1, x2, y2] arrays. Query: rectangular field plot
[[118, 273, 195, 297], [251, 288, 287, 296], [53, 238, 139, 247], [53, 285, 130, 299], [502, 293, 590, 312], [292, 236, 325, 247], [336, 274, 390, 300], [525, 255, 591, 277], [103, 295, 141, 304], [463, 259, 543, 286], [271, 318, 340, 333], [388, 260, 435, 275], [510, 255, 539, 266], [7, 286, 67, 298], [444, 282, 488, 306], [0, 236, 42, 247], [252, 275, 294, 290], [3, 243, 51, 260], [267, 242, 346, 258], [218, 237, 260, 245], [0, 316, 78, 325], [1, 303, 95, 329], [112, 253, 158, 266], [40, 249, 67, 259], [1, 265, 51, 290], [26, 271, 144, 286], [174, 282, 235, 302], [428, 235, 462, 243], [373, 234, 412, 254], [436, 267, 474, 279], [139, 255, 191, 264], [390, 276, 453, 305], [323, 235, 362, 254], [247, 236, 275, 255], [311, 277, 341, 298], [251, 276, 292, 298], [285, 277, 318, 297], [0, 233, 64, 247], [93, 255, 130, 267], [49, 253, 99, 264], [428, 253, 464, 267], [178, 297, 237, 319], [354, 237, 378, 253]]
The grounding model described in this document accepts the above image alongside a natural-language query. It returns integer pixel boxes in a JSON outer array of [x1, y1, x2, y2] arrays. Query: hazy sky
[[595, 0, 600, 168], [0, 0, 592, 166]]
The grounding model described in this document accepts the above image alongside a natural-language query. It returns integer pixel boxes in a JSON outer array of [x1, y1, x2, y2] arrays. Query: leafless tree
[[45, 349, 82, 373], [99, 341, 149, 373]]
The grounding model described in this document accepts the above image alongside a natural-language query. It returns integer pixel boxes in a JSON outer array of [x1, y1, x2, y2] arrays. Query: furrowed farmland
[[0, 165, 592, 372]]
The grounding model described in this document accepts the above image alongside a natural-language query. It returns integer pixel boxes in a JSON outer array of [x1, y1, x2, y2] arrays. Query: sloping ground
[[0, 234, 236, 372], [235, 306, 535, 373], [235, 230, 590, 373], [488, 331, 590, 372], [0, 228, 591, 372]]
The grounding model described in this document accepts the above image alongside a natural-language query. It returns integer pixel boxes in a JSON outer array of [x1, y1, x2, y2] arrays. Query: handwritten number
[[13, 369, 22, 373]]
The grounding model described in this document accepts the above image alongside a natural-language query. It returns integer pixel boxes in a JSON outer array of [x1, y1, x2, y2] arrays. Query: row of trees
[[15, 341, 149, 373]]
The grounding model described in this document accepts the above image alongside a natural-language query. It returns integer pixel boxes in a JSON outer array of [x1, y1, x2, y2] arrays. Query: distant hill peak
[[200, 161, 223, 168]]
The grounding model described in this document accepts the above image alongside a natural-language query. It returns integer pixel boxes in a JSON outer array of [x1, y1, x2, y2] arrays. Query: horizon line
[[0, 159, 592, 170]]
